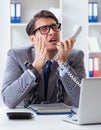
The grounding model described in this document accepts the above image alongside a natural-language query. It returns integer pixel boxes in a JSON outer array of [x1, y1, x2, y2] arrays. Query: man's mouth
[[48, 39, 57, 44]]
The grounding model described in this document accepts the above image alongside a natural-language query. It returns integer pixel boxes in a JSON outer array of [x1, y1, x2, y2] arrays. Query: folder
[[88, 57, 94, 77], [92, 2, 98, 22], [15, 2, 21, 23], [93, 56, 100, 77], [10, 2, 16, 23], [88, 2, 93, 22], [88, 2, 98, 23], [10, 2, 21, 23]]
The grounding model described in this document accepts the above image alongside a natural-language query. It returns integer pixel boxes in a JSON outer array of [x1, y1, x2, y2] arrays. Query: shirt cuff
[[27, 69, 36, 80], [58, 61, 70, 77]]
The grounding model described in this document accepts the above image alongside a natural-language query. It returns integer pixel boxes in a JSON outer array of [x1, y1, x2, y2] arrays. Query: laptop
[[63, 77, 101, 125]]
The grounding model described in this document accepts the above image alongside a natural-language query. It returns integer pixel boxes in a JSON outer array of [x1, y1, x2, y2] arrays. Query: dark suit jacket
[[1, 46, 86, 108]]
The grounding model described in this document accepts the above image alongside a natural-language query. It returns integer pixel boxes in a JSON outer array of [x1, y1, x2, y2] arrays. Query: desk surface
[[0, 106, 101, 130]]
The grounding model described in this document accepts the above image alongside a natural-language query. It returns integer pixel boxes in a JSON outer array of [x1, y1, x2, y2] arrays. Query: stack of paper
[[88, 37, 100, 52]]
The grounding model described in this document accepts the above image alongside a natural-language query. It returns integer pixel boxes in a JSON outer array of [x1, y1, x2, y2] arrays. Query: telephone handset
[[70, 24, 82, 39], [56, 25, 82, 50]]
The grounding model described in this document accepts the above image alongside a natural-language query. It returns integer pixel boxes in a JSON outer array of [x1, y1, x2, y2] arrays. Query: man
[[1, 10, 86, 108]]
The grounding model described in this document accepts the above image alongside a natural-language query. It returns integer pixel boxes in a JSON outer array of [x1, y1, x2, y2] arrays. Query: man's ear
[[29, 35, 35, 42]]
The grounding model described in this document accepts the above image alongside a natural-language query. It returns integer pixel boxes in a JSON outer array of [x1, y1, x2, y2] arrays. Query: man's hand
[[56, 37, 75, 64], [32, 37, 47, 71]]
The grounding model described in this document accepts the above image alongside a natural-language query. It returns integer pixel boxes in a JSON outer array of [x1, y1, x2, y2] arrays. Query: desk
[[0, 106, 101, 130]]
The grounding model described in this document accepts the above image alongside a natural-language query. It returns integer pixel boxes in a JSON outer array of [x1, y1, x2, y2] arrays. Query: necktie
[[43, 61, 52, 100]]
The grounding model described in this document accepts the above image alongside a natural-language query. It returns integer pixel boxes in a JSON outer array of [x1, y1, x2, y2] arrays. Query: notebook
[[63, 77, 101, 125], [28, 103, 73, 115]]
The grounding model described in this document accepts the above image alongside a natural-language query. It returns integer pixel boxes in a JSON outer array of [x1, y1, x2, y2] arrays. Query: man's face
[[33, 18, 60, 51]]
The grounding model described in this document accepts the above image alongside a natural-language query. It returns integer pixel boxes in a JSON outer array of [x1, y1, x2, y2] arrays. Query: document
[[28, 103, 72, 115]]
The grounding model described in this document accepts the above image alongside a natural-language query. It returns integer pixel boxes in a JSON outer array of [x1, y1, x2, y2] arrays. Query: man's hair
[[26, 10, 59, 36]]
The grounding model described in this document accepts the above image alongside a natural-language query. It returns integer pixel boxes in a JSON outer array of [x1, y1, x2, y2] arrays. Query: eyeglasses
[[32, 23, 61, 35]]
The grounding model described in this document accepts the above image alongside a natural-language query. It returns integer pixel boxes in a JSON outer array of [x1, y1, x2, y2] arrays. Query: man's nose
[[49, 27, 55, 34]]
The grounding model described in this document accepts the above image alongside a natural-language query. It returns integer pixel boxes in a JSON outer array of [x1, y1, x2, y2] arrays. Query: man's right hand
[[32, 37, 47, 72]]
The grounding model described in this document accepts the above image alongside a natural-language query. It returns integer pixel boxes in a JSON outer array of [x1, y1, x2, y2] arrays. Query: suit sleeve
[[58, 50, 86, 107], [1, 49, 40, 108]]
